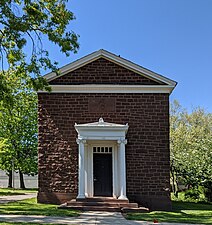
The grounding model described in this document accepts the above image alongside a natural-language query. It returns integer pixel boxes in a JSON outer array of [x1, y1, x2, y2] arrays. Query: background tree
[[170, 100, 212, 201], [0, 0, 79, 99], [0, 70, 37, 188], [0, 138, 12, 187]]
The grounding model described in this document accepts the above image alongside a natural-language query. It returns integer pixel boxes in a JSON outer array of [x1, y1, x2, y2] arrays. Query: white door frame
[[86, 141, 117, 198]]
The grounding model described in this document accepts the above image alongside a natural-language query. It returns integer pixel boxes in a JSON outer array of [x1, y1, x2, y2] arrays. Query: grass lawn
[[0, 198, 79, 217], [0, 188, 37, 196], [126, 201, 212, 224]]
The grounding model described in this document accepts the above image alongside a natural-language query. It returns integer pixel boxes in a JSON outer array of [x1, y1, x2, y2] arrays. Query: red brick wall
[[37, 92, 171, 210], [49, 58, 165, 85]]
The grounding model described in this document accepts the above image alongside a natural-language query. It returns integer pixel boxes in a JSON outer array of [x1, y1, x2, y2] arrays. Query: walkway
[[0, 211, 203, 225]]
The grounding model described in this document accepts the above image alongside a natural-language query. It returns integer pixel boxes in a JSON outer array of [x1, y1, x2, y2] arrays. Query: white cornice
[[37, 84, 175, 94], [75, 118, 129, 140], [43, 49, 177, 87]]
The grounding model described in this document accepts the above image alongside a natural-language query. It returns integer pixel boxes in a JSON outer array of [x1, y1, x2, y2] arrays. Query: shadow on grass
[[127, 201, 212, 224], [0, 198, 79, 217], [173, 200, 212, 211]]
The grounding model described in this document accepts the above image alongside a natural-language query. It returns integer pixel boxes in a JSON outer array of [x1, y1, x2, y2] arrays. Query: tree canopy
[[0, 0, 79, 98], [170, 100, 212, 201], [0, 70, 38, 188]]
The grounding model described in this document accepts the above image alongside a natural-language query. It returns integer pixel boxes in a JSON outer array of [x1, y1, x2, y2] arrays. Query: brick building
[[37, 49, 177, 210]]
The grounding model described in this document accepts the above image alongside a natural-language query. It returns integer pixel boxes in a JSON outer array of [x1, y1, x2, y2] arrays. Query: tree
[[170, 100, 212, 201], [170, 100, 187, 196], [0, 0, 79, 98], [0, 138, 14, 188], [0, 70, 37, 188]]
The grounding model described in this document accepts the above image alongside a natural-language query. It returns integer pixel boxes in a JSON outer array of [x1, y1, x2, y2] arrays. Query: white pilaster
[[117, 139, 128, 200], [87, 144, 93, 197], [76, 138, 86, 199], [84, 142, 88, 197], [113, 145, 119, 198]]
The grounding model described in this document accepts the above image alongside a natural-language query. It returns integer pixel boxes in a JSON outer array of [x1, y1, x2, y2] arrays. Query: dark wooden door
[[93, 153, 112, 196]]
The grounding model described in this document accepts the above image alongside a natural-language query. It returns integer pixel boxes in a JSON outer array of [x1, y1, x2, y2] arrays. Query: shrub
[[184, 189, 201, 201]]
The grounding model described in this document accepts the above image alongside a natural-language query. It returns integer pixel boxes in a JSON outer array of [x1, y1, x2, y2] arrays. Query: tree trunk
[[19, 169, 25, 189], [8, 170, 12, 188], [170, 165, 177, 196], [204, 182, 212, 202], [175, 176, 179, 198]]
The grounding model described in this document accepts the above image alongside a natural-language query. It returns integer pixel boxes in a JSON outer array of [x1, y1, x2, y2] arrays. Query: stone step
[[58, 197, 148, 212], [121, 207, 150, 213], [60, 205, 121, 212], [76, 197, 129, 204], [67, 200, 138, 208]]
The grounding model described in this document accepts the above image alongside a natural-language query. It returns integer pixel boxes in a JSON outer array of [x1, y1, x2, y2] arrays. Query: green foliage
[[170, 100, 212, 202], [0, 70, 38, 179], [171, 190, 207, 203], [0, 138, 8, 153], [0, 198, 79, 217], [183, 188, 207, 202], [0, 0, 79, 97], [184, 189, 201, 201]]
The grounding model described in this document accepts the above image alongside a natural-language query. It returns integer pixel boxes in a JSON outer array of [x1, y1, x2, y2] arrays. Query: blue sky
[[46, 0, 212, 112]]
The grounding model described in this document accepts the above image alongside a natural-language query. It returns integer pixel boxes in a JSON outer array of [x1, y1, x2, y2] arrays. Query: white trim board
[[37, 84, 175, 94], [43, 49, 177, 87]]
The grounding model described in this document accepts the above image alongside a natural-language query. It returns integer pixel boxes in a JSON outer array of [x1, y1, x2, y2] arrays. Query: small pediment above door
[[75, 117, 128, 128], [75, 118, 128, 141]]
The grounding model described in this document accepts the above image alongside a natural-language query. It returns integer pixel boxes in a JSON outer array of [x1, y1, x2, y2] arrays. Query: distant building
[[0, 170, 38, 188]]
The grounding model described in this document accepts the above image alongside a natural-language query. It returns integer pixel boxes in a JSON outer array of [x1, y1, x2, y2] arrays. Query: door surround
[[75, 118, 128, 200]]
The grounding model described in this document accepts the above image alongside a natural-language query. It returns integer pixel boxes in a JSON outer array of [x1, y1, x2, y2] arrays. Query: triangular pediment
[[44, 49, 177, 87], [75, 118, 129, 140], [75, 118, 128, 128]]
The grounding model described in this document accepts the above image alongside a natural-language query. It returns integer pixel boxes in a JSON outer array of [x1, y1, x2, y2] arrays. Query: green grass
[[0, 188, 37, 196], [126, 201, 212, 224], [0, 198, 79, 217]]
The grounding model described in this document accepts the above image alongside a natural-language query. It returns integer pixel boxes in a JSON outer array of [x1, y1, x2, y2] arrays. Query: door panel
[[93, 153, 112, 196]]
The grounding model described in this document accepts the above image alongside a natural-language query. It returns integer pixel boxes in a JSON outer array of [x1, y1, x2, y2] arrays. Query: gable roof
[[44, 49, 177, 87]]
